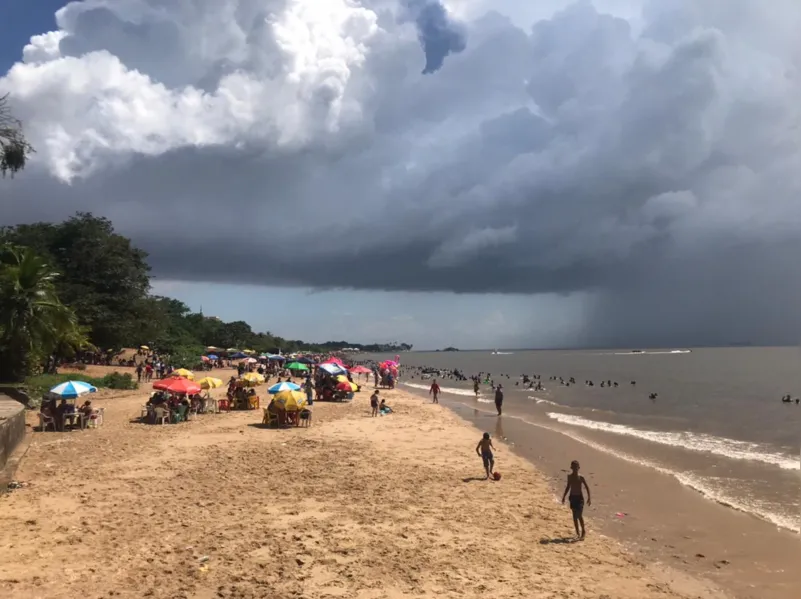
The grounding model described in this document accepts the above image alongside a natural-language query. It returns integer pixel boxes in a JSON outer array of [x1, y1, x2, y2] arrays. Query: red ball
[[493, 471, 502, 481]]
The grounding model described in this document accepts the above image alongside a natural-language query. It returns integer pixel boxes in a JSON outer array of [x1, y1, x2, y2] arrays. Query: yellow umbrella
[[335, 375, 348, 383], [241, 373, 265, 386], [243, 349, 256, 354], [226, 348, 240, 353], [140, 345, 149, 350], [273, 390, 307, 411], [206, 346, 220, 351], [172, 368, 194, 380], [198, 377, 223, 390]]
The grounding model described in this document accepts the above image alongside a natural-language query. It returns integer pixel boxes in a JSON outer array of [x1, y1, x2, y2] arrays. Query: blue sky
[[0, 0, 62, 74]]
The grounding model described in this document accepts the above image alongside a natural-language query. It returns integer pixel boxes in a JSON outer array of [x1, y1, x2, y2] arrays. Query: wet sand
[[434, 395, 800, 599], [0, 368, 720, 599]]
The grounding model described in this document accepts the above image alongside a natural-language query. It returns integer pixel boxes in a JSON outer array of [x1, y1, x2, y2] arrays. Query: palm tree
[[0, 245, 84, 380]]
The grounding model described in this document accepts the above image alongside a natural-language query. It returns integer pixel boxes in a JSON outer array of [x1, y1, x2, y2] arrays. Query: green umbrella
[[285, 361, 309, 371]]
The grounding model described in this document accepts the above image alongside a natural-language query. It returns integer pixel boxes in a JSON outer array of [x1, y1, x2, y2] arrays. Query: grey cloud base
[[2, 0, 801, 347]]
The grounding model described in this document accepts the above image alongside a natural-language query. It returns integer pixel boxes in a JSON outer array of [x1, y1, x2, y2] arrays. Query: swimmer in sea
[[473, 379, 480, 397], [561, 460, 591, 539]]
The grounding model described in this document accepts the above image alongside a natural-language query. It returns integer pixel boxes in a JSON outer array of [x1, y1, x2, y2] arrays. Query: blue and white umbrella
[[207, 354, 219, 360], [49, 380, 97, 399], [318, 363, 347, 375], [268, 381, 301, 394]]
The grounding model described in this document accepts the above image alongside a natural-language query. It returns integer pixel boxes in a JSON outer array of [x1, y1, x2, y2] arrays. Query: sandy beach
[[0, 367, 727, 599]]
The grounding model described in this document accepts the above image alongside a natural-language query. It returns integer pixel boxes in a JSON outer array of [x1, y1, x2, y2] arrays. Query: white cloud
[[3, 0, 801, 346]]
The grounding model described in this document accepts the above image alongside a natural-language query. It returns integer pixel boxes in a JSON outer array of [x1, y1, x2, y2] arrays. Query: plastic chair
[[39, 412, 56, 432], [88, 407, 105, 428], [153, 406, 170, 425]]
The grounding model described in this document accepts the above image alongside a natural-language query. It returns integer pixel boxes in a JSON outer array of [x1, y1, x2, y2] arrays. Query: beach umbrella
[[335, 374, 349, 383], [49, 380, 97, 399], [272, 390, 307, 411], [153, 377, 201, 394], [241, 373, 265, 386], [267, 354, 286, 361], [322, 357, 345, 366], [226, 348, 240, 353], [207, 354, 219, 360], [243, 357, 258, 364], [336, 381, 358, 392], [350, 366, 371, 374], [295, 356, 316, 364], [206, 346, 220, 351], [230, 352, 248, 359], [140, 345, 150, 350], [268, 381, 301, 394], [285, 361, 309, 371], [318, 363, 347, 375], [198, 377, 223, 390], [201, 356, 210, 363], [172, 368, 194, 380]]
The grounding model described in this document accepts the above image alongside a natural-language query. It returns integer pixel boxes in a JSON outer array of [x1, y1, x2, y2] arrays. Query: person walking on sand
[[429, 379, 441, 403], [476, 432, 496, 479], [494, 384, 504, 415], [561, 460, 591, 539], [370, 389, 380, 417]]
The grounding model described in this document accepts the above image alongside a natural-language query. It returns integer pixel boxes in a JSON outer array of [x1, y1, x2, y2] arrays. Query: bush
[[23, 371, 138, 401], [99, 371, 137, 390]]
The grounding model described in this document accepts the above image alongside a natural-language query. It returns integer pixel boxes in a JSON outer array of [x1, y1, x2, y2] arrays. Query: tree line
[[0, 213, 411, 381]]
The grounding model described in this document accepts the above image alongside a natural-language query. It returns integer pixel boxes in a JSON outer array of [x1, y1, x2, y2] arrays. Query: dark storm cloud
[[403, 0, 467, 74], [3, 0, 801, 346]]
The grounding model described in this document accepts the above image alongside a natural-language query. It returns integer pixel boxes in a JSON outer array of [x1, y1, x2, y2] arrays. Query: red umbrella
[[153, 377, 201, 394], [323, 357, 345, 366], [350, 366, 371, 374]]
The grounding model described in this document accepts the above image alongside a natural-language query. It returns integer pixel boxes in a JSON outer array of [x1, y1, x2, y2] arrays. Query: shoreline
[[1, 367, 719, 599], [400, 383, 799, 599]]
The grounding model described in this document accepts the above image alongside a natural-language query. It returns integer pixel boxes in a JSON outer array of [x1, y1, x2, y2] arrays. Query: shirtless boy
[[475, 432, 496, 479], [561, 460, 591, 539]]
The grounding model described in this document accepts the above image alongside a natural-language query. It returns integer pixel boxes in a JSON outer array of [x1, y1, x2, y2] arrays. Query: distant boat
[[631, 349, 643, 353]]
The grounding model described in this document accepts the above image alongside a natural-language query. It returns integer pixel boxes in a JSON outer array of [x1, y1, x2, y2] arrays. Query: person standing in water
[[494, 384, 504, 415], [561, 460, 591, 539], [429, 379, 441, 403]]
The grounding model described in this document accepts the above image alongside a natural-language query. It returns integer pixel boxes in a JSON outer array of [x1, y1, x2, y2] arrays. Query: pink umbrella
[[322, 357, 345, 366]]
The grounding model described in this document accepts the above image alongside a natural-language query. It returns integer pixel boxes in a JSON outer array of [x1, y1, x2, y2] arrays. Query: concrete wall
[[0, 394, 26, 472]]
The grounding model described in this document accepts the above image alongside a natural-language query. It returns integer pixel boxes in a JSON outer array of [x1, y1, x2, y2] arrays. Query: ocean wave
[[529, 396, 560, 407], [402, 382, 476, 397], [546, 412, 799, 471], [551, 428, 800, 533], [611, 349, 692, 355]]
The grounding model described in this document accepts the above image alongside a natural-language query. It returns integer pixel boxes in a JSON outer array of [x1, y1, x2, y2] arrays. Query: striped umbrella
[[268, 381, 301, 394], [49, 380, 97, 399]]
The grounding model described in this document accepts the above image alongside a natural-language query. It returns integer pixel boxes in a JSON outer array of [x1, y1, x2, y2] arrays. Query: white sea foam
[[401, 382, 476, 397], [551, 427, 800, 533], [546, 412, 799, 471], [446, 402, 800, 532], [611, 349, 692, 355], [529, 396, 560, 407]]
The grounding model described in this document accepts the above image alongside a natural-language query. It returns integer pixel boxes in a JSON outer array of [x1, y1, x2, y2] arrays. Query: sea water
[[374, 347, 801, 533]]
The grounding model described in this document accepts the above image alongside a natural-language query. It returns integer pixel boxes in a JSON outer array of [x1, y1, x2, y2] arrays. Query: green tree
[[0, 213, 153, 348], [0, 94, 34, 177], [0, 245, 86, 381]]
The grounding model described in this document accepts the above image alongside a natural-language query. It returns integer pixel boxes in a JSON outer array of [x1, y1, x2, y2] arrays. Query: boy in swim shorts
[[561, 460, 591, 539], [475, 432, 496, 479]]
